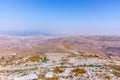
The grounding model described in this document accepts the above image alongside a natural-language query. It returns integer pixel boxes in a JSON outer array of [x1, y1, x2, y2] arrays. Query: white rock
[[14, 74, 38, 80], [45, 72, 54, 78]]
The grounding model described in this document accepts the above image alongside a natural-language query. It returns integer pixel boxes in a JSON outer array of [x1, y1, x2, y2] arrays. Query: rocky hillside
[[0, 36, 120, 80], [0, 52, 120, 80], [0, 36, 120, 57]]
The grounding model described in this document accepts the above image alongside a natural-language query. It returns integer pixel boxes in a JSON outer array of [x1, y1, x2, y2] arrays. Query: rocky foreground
[[0, 53, 120, 80]]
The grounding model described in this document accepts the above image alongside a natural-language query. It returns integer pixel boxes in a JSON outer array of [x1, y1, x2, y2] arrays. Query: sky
[[0, 0, 120, 35]]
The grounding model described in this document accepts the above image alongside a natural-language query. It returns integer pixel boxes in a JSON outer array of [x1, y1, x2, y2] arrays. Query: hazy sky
[[0, 0, 120, 35]]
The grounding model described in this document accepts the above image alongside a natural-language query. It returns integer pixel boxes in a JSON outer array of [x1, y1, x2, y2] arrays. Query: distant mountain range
[[0, 31, 55, 36], [0, 32, 120, 57]]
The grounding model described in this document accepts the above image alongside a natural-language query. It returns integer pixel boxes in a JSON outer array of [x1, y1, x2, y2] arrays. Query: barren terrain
[[0, 35, 120, 80]]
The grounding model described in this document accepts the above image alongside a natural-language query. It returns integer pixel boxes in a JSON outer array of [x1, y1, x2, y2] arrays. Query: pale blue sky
[[0, 0, 120, 35]]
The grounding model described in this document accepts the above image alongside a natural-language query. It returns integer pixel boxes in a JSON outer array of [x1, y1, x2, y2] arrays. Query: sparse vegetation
[[0, 36, 120, 80], [26, 53, 41, 62]]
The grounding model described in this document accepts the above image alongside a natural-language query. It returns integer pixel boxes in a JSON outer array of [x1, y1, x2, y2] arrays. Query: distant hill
[[0, 35, 120, 57], [0, 31, 54, 36]]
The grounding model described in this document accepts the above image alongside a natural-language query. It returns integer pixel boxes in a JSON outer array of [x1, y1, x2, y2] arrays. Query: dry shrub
[[26, 54, 41, 62], [67, 53, 80, 58], [38, 74, 45, 79], [45, 76, 59, 80], [104, 76, 111, 80], [53, 68, 64, 74], [83, 54, 95, 58], [71, 68, 86, 74], [56, 66, 70, 68], [112, 71, 120, 78], [111, 65, 120, 71]]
